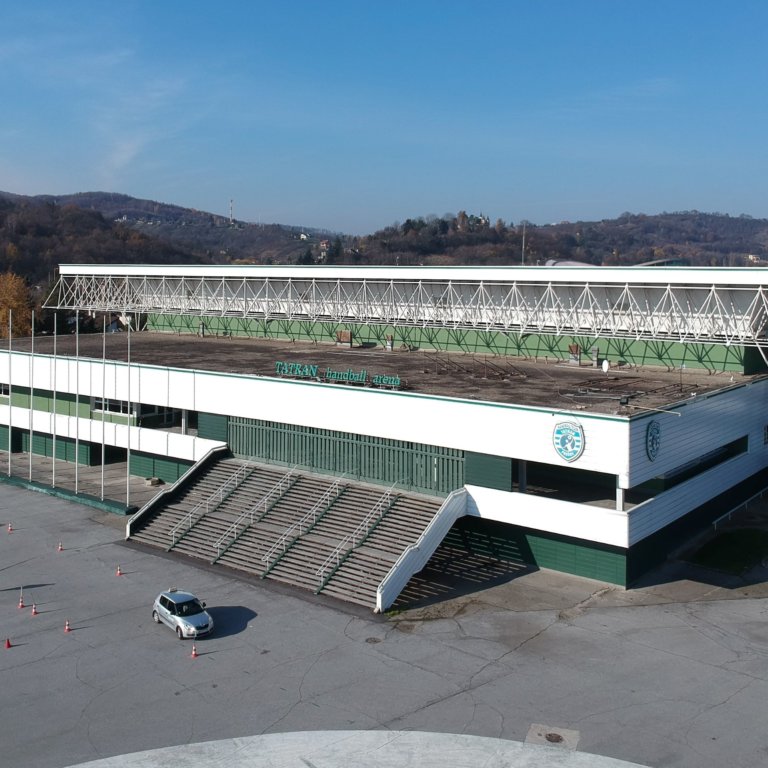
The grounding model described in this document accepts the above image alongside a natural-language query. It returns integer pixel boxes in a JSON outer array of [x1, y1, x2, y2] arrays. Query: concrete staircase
[[215, 473, 334, 573], [264, 484, 385, 591], [128, 456, 446, 609], [320, 495, 441, 605], [129, 458, 260, 550]]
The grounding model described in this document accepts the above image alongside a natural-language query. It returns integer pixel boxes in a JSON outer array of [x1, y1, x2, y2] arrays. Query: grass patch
[[687, 529, 768, 574]]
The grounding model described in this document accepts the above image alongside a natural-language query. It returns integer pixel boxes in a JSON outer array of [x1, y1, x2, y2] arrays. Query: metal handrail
[[713, 487, 768, 530], [126, 443, 229, 539], [261, 476, 345, 565], [315, 482, 399, 588], [213, 466, 298, 557], [169, 459, 255, 546]]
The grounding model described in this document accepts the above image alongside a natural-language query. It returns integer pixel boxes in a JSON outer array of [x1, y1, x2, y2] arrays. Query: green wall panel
[[147, 314, 758, 373], [465, 451, 513, 492], [129, 452, 192, 483], [198, 412, 229, 442], [130, 453, 154, 479], [527, 533, 626, 585], [0, 425, 21, 452], [229, 416, 463, 496], [19, 431, 94, 465], [455, 517, 627, 586], [7, 387, 89, 417]]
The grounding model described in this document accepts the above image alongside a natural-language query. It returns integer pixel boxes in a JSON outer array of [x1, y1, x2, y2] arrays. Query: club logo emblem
[[553, 421, 585, 462], [646, 420, 661, 461]]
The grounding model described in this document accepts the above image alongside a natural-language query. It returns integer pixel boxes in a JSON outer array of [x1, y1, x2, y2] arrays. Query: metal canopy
[[45, 265, 768, 351]]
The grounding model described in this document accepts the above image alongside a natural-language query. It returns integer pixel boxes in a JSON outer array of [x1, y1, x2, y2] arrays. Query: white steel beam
[[45, 266, 768, 349]]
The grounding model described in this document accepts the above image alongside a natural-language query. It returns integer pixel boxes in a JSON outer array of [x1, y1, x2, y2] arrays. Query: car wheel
[[176, 626, 184, 640], [152, 610, 160, 624]]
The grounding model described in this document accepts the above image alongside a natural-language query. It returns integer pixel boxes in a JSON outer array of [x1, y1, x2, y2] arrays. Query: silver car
[[152, 589, 214, 640]]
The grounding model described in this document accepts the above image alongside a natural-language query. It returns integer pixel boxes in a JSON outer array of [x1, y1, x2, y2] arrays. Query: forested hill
[[2, 191, 768, 284], [348, 211, 768, 268], [0, 191, 328, 268], [0, 193, 207, 288]]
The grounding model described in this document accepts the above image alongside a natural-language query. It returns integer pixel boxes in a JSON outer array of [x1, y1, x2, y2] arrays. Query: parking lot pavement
[[2, 485, 768, 768]]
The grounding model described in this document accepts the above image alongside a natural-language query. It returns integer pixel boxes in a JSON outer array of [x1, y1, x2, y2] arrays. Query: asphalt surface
[[2, 485, 768, 768]]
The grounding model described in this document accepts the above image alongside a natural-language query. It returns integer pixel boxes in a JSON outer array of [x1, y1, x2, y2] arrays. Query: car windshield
[[175, 599, 204, 617]]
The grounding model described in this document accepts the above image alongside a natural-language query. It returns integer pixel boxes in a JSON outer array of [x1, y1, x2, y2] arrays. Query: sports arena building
[[2, 264, 768, 609]]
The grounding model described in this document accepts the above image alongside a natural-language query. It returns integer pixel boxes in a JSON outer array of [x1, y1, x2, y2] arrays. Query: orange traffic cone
[[115, 564, 122, 576], [18, 591, 24, 609], [4, 638, 11, 649], [57, 541, 63, 552], [64, 619, 71, 633], [31, 603, 38, 616], [190, 643, 198, 659]]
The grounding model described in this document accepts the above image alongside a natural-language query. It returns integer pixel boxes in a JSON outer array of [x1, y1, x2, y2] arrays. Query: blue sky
[[1, 2, 766, 234]]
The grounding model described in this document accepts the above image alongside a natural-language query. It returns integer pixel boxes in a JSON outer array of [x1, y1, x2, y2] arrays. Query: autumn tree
[[0, 272, 32, 338]]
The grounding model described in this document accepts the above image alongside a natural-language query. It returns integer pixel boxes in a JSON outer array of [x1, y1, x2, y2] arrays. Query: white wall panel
[[628, 450, 766, 544], [191, 374, 631, 475], [0, 351, 632, 474], [0, 404, 222, 463], [19, 350, 768, 491], [627, 380, 768, 487], [466, 485, 628, 547]]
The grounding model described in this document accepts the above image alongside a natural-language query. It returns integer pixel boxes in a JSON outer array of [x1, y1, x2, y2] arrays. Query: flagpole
[[7, 309, 11, 477], [126, 314, 131, 509], [75, 311, 79, 494], [29, 310, 34, 482], [101, 315, 106, 500], [52, 313, 57, 488]]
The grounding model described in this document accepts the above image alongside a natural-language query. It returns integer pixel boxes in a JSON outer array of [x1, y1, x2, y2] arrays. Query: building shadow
[[391, 538, 535, 611]]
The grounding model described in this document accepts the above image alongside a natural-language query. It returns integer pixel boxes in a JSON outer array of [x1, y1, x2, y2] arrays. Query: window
[[0, 383, 8, 397], [93, 398, 130, 415]]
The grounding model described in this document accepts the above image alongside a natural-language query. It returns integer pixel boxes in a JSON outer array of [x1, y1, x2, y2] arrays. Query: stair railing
[[315, 482, 399, 589], [126, 444, 229, 539], [169, 459, 256, 547], [261, 476, 345, 567], [213, 466, 298, 557]]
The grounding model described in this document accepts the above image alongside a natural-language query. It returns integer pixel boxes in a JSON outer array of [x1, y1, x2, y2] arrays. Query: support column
[[616, 480, 625, 512]]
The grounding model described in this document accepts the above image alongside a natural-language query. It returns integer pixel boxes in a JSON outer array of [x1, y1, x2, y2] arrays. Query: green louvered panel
[[197, 412, 229, 442], [456, 517, 627, 586], [19, 431, 93, 464], [465, 451, 513, 491], [0, 425, 21, 452], [527, 534, 626, 586], [146, 314, 760, 373], [129, 452, 192, 483], [228, 416, 463, 496]]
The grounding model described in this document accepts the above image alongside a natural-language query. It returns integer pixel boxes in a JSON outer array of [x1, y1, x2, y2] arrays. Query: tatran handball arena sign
[[275, 361, 402, 389]]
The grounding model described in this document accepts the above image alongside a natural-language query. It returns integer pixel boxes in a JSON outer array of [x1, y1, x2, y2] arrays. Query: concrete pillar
[[518, 460, 527, 493]]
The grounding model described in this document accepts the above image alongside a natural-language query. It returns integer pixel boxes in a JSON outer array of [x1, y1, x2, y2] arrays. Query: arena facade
[[2, 264, 768, 606]]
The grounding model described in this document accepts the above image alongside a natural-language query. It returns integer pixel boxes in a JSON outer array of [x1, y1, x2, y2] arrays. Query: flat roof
[[10, 332, 754, 416], [56, 263, 768, 287]]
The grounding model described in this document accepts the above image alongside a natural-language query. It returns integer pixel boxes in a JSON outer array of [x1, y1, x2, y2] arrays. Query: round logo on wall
[[553, 421, 585, 462], [646, 420, 661, 461]]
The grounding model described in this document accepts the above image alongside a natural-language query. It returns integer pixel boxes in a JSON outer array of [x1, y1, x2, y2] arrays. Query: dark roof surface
[[18, 331, 756, 417]]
